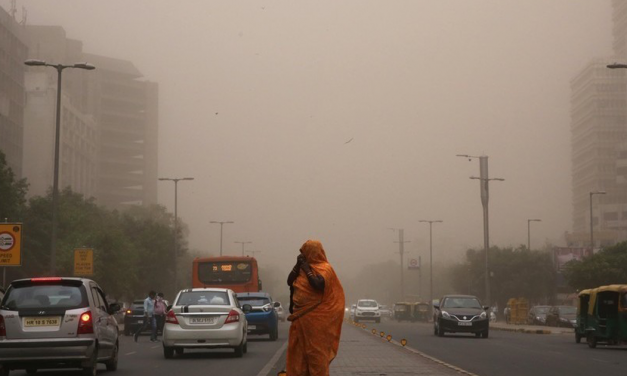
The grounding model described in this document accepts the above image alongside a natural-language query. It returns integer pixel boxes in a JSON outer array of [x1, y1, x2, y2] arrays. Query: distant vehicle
[[354, 299, 382, 323], [192, 256, 261, 293], [545, 305, 577, 328], [162, 288, 249, 358], [379, 304, 392, 318], [237, 292, 280, 340], [123, 299, 151, 336], [433, 295, 490, 338], [0, 277, 121, 375], [527, 305, 550, 326], [275, 301, 286, 322], [350, 304, 356, 320]]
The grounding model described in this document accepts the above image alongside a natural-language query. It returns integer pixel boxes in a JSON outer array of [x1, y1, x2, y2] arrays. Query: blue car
[[237, 292, 280, 341]]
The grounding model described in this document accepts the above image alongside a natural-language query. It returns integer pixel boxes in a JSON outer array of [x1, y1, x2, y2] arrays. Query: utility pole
[[419, 220, 443, 310], [235, 241, 252, 256], [393, 229, 410, 300]]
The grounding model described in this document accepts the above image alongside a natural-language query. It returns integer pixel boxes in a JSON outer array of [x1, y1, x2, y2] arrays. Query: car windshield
[[238, 297, 271, 306], [176, 291, 229, 306], [559, 306, 576, 315], [358, 300, 377, 307], [534, 307, 549, 314], [1, 284, 87, 310], [442, 297, 482, 309]]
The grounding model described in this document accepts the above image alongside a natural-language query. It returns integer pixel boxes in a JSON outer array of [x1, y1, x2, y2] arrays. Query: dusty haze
[[6, 0, 613, 283]]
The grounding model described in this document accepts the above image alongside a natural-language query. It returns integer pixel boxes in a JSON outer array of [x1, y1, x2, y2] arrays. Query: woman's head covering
[[300, 240, 328, 264]]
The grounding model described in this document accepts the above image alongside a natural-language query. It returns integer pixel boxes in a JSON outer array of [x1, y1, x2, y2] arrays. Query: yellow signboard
[[0, 223, 22, 266], [74, 248, 94, 276]]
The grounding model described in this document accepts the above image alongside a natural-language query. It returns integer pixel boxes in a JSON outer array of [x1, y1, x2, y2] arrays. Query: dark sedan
[[433, 295, 490, 338], [527, 305, 550, 325], [123, 299, 150, 336], [545, 305, 577, 328]]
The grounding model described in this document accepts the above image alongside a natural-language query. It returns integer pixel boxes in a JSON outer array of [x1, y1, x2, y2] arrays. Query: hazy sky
[[5, 0, 614, 278]]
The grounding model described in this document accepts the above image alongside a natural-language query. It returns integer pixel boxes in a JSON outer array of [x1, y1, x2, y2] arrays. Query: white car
[[162, 288, 250, 358], [354, 299, 382, 323]]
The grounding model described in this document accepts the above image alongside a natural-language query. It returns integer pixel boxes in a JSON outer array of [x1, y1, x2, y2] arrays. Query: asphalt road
[[7, 322, 290, 376], [372, 320, 626, 376]]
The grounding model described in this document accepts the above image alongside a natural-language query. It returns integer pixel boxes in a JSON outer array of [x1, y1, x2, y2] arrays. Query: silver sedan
[[162, 288, 250, 358]]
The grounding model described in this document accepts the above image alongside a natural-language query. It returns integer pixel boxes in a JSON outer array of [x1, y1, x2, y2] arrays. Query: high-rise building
[[0, 6, 28, 176]]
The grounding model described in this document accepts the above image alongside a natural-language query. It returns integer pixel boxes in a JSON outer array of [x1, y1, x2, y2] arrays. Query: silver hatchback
[[0, 277, 120, 376]]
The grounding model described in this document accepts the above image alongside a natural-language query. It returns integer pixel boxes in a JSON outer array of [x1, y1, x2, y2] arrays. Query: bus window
[[198, 261, 252, 284]]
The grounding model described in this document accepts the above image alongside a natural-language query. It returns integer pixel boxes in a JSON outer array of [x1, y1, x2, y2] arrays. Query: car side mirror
[[273, 302, 281, 308], [242, 304, 252, 313], [108, 303, 121, 315], [433, 304, 440, 310]]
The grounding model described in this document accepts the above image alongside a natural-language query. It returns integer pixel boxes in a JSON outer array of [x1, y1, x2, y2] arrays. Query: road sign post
[[0, 223, 22, 288], [74, 248, 94, 276]]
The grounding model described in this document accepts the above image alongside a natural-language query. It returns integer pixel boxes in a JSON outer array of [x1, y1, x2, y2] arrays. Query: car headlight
[[441, 311, 451, 319], [480, 311, 487, 319]]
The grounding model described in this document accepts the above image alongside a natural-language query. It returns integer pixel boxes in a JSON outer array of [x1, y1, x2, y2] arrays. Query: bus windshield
[[197, 261, 252, 285]]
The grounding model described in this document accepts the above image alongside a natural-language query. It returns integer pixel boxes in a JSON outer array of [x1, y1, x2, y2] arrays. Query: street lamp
[[210, 221, 234, 256], [24, 59, 95, 275], [589, 191, 606, 249], [388, 228, 410, 300], [527, 219, 541, 251], [158, 177, 194, 291], [457, 154, 504, 306], [418, 220, 443, 311], [234, 241, 252, 256]]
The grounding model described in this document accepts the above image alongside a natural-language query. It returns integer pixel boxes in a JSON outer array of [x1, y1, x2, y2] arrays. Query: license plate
[[137, 320, 144, 324], [23, 316, 61, 327], [190, 317, 216, 324], [458, 321, 472, 326], [248, 325, 256, 330]]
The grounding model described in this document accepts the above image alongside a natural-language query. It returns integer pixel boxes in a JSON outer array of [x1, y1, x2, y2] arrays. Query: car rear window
[[1, 284, 88, 310], [238, 297, 271, 306], [176, 291, 230, 306]]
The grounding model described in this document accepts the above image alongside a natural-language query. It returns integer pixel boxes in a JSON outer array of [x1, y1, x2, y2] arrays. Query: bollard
[[386, 334, 392, 342], [278, 371, 287, 376], [400, 339, 407, 346], [380, 331, 385, 338], [372, 329, 377, 335]]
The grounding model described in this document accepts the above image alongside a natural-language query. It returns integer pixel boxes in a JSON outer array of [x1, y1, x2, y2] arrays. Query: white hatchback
[[162, 288, 250, 358]]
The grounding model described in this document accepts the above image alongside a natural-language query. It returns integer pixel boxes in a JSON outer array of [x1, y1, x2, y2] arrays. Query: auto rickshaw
[[393, 302, 415, 322], [585, 284, 627, 348], [415, 302, 431, 322], [575, 288, 592, 343]]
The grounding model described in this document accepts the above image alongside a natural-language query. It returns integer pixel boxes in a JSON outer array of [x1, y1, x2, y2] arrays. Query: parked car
[[237, 292, 280, 340], [545, 305, 577, 328], [354, 299, 382, 323], [527, 305, 550, 325], [162, 288, 249, 358], [433, 295, 489, 338], [274, 301, 286, 322], [0, 277, 120, 375], [123, 299, 151, 336]]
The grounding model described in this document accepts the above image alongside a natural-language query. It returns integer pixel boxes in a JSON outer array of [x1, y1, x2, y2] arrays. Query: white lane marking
[[256, 340, 288, 376], [125, 352, 137, 356]]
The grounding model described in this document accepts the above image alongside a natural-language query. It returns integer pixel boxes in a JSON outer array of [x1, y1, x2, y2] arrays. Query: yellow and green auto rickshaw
[[585, 284, 627, 348], [575, 289, 592, 343], [393, 302, 415, 322], [415, 302, 431, 322]]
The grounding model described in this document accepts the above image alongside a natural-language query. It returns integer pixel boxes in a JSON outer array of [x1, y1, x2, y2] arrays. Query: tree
[[0, 150, 28, 222], [563, 242, 627, 290]]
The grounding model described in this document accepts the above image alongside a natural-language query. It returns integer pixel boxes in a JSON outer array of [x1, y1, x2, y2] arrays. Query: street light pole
[[24, 59, 95, 275], [527, 219, 541, 251], [210, 221, 234, 256], [457, 154, 504, 306], [390, 228, 410, 300], [419, 220, 443, 309], [589, 191, 606, 249], [158, 177, 194, 291], [235, 241, 252, 256]]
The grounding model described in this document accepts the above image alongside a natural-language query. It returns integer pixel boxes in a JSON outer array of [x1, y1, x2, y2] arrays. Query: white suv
[[354, 299, 381, 323]]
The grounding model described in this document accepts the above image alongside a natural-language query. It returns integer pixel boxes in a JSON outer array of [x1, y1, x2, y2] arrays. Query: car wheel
[[270, 326, 278, 341], [481, 330, 489, 339], [475, 332, 481, 338], [234, 342, 245, 358], [437, 321, 445, 337], [105, 341, 119, 371], [81, 350, 97, 376], [175, 348, 184, 356], [124, 327, 131, 336], [243, 341, 248, 354], [587, 334, 597, 349], [433, 324, 438, 335], [163, 346, 174, 359], [575, 333, 582, 344]]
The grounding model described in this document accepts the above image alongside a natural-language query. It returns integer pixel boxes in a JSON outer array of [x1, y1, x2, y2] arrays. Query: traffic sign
[[408, 258, 420, 270], [0, 223, 22, 266], [74, 248, 94, 276]]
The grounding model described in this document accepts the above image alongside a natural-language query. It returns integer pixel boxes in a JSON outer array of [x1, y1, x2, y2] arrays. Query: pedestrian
[[286, 240, 345, 376], [154, 292, 167, 335], [134, 290, 157, 342]]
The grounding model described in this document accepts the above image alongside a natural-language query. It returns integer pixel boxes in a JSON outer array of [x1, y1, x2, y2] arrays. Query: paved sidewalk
[[330, 323, 471, 375]]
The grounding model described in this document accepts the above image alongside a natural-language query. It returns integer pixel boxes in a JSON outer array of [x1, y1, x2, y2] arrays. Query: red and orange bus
[[192, 256, 261, 293]]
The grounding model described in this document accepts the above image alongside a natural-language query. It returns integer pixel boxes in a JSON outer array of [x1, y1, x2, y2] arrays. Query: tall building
[[82, 53, 158, 208], [0, 6, 27, 176], [22, 25, 158, 208], [568, 1, 627, 247]]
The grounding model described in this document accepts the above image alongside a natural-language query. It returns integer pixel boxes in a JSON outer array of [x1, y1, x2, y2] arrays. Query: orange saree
[[286, 240, 345, 376]]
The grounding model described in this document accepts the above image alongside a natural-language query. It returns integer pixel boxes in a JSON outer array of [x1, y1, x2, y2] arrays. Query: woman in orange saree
[[286, 239, 345, 376]]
